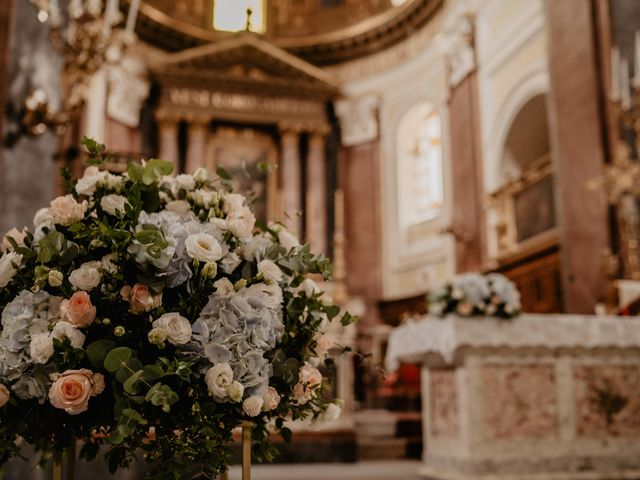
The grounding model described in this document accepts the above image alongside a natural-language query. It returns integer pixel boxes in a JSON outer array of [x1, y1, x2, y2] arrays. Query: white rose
[[69, 262, 102, 291], [101, 253, 119, 274], [165, 200, 191, 214], [213, 278, 235, 296], [33, 207, 53, 229], [75, 166, 103, 196], [242, 395, 264, 417], [257, 259, 283, 283], [185, 233, 223, 263], [315, 333, 334, 357], [227, 381, 244, 402], [278, 229, 300, 250], [220, 252, 241, 274], [262, 387, 280, 411], [100, 194, 128, 217], [193, 167, 209, 183], [314, 403, 342, 429], [205, 363, 233, 401], [0, 384, 9, 407], [152, 313, 192, 345], [29, 333, 54, 364], [52, 321, 87, 348], [49, 195, 87, 226], [1, 227, 27, 251], [0, 252, 22, 288]]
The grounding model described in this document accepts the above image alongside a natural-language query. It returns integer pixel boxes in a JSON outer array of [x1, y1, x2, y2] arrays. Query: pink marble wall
[[481, 365, 559, 440], [430, 369, 459, 437], [574, 365, 640, 437]]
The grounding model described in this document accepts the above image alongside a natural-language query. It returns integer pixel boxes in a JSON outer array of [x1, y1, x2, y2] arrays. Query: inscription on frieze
[[167, 88, 325, 118]]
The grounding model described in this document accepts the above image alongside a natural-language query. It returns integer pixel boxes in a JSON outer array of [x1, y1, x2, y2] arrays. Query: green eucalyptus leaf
[[123, 370, 144, 395], [86, 340, 117, 368], [104, 347, 133, 372]]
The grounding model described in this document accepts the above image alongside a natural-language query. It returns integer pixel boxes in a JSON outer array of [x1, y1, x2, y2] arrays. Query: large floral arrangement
[[0, 139, 353, 478], [427, 272, 521, 319]]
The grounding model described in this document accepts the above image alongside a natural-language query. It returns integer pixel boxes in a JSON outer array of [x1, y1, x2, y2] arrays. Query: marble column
[[185, 119, 208, 174], [305, 131, 328, 253], [157, 116, 179, 173], [280, 127, 302, 236], [545, 0, 609, 313]]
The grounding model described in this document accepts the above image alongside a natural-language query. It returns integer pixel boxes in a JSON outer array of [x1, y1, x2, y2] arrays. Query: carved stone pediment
[[151, 34, 339, 99]]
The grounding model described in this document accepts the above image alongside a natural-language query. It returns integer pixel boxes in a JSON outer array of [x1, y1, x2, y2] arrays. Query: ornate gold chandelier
[[24, 0, 140, 136]]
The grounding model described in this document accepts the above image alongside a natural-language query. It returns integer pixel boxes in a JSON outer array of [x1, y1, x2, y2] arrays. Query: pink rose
[[262, 387, 280, 411], [316, 334, 335, 357], [299, 365, 322, 387], [60, 291, 96, 328], [121, 284, 162, 314], [48, 369, 104, 415]]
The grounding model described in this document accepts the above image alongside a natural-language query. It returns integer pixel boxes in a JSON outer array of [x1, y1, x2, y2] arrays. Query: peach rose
[[121, 284, 162, 314], [48, 369, 104, 415], [60, 291, 96, 328], [0, 384, 10, 407], [299, 365, 322, 387]]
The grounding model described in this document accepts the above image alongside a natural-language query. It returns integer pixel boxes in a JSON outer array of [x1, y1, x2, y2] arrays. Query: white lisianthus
[[185, 233, 223, 263], [189, 189, 218, 208], [205, 363, 234, 401], [174, 174, 196, 191], [75, 166, 103, 196], [213, 278, 235, 296], [227, 207, 255, 239], [257, 259, 283, 283], [227, 381, 244, 402], [48, 269, 64, 287], [299, 278, 319, 297], [262, 387, 280, 411], [100, 194, 128, 217], [242, 395, 264, 417], [220, 252, 241, 274], [29, 334, 54, 364], [52, 321, 87, 348], [165, 200, 191, 214], [0, 252, 22, 287], [193, 167, 209, 183], [223, 193, 246, 216], [49, 195, 87, 226], [69, 262, 102, 291], [1, 227, 27, 251], [152, 313, 191, 345], [0, 384, 9, 407], [277, 228, 300, 250]]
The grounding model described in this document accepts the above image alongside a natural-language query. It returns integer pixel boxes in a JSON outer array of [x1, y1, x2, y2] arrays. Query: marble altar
[[386, 315, 640, 480]]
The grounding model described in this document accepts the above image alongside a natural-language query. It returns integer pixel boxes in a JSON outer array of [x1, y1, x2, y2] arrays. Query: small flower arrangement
[[427, 272, 521, 319], [0, 139, 354, 478]]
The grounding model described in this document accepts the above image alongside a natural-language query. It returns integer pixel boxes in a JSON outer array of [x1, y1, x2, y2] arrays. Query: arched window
[[397, 102, 444, 226], [213, 0, 266, 34]]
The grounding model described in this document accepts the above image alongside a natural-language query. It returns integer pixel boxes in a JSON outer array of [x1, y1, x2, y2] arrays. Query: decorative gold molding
[[129, 0, 443, 65]]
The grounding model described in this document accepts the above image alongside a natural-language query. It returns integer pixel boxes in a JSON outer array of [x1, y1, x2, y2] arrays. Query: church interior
[[1, 0, 640, 479]]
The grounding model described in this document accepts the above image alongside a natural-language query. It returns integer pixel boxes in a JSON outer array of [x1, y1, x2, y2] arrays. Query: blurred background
[[1, 0, 640, 479]]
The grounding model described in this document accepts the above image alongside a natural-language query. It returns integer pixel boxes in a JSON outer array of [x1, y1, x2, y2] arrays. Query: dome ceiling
[[131, 0, 442, 65]]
